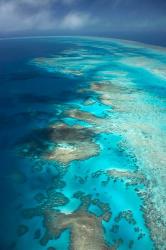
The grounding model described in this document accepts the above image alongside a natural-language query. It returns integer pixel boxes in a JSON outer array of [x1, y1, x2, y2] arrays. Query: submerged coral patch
[[48, 141, 99, 164], [107, 169, 146, 186], [44, 210, 111, 250], [17, 123, 100, 165], [65, 109, 103, 125]]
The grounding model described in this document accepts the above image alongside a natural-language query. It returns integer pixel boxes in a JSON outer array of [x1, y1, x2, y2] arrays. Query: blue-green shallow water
[[0, 36, 166, 250]]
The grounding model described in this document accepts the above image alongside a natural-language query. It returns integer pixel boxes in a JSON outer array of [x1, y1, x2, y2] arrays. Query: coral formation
[[65, 109, 103, 125], [9, 38, 166, 250], [107, 169, 146, 185], [44, 210, 111, 250], [114, 210, 136, 225], [17, 123, 100, 165]]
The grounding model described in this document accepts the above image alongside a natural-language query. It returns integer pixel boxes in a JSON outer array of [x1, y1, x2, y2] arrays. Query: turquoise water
[[0, 36, 166, 250]]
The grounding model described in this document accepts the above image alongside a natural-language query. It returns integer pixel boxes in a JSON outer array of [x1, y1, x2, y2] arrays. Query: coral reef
[[17, 123, 100, 165], [107, 169, 146, 185], [65, 109, 103, 125], [44, 210, 111, 250], [10, 38, 166, 250], [82, 79, 166, 249], [114, 210, 136, 225], [83, 97, 96, 106], [139, 191, 166, 250]]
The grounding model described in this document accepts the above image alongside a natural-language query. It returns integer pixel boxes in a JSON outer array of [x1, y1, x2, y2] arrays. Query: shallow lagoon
[[0, 36, 166, 250]]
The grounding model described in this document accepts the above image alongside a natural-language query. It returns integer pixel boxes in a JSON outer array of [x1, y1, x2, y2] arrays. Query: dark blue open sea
[[0, 36, 166, 250]]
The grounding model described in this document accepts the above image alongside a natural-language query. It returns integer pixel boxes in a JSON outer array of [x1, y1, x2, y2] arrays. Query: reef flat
[[79, 80, 166, 249]]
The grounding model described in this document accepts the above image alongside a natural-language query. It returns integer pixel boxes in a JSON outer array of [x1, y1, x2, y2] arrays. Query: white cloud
[[0, 0, 95, 33], [61, 12, 92, 30]]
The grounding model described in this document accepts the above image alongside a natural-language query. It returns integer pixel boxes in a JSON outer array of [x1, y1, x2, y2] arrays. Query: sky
[[0, 0, 166, 44]]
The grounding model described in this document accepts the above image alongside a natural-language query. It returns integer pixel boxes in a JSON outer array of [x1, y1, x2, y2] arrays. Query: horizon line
[[0, 34, 166, 51]]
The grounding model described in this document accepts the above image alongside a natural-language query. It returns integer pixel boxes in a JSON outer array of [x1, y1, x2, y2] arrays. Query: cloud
[[0, 0, 95, 33], [1, 0, 164, 35], [0, 1, 56, 32], [61, 12, 94, 30]]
